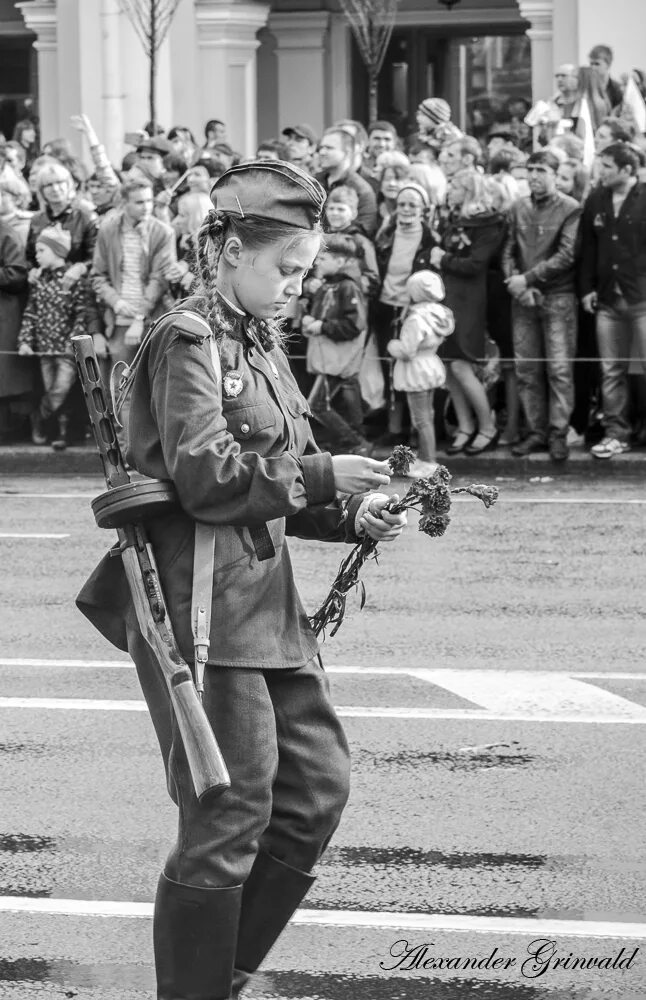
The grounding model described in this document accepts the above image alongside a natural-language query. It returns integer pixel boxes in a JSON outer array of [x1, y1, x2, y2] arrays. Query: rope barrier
[[0, 350, 637, 364]]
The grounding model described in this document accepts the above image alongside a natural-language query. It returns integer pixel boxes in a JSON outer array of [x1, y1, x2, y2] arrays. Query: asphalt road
[[0, 471, 645, 1000]]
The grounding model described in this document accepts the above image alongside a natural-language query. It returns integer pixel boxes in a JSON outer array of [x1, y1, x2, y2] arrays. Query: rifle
[[72, 334, 230, 803]]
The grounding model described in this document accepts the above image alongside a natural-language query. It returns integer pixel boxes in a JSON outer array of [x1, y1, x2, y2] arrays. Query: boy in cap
[[324, 185, 379, 298], [302, 232, 371, 455], [76, 158, 407, 1000], [18, 225, 86, 449], [281, 123, 318, 172]]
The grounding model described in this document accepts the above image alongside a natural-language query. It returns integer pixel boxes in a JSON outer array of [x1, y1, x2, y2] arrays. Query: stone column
[[328, 14, 352, 125], [16, 0, 59, 143], [100, 0, 125, 167], [194, 0, 270, 158], [517, 0, 555, 103], [268, 11, 330, 135]]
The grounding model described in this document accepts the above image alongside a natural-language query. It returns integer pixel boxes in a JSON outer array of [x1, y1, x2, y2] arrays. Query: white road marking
[[0, 664, 644, 723], [0, 493, 96, 499], [0, 697, 147, 712], [0, 658, 134, 668], [0, 532, 69, 539], [1, 658, 645, 682], [409, 668, 646, 719], [0, 897, 643, 939], [1, 697, 645, 725]]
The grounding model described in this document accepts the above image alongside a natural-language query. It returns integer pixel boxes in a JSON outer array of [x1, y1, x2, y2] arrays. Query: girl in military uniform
[[78, 160, 407, 1000]]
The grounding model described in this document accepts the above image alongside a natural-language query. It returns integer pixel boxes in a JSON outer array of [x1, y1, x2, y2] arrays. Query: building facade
[[1, 0, 644, 165]]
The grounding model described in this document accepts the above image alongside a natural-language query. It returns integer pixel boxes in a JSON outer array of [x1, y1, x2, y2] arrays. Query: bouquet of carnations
[[309, 446, 499, 638]]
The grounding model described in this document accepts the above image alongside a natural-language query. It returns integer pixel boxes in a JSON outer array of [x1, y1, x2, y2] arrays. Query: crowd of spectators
[[1, 41, 646, 463]]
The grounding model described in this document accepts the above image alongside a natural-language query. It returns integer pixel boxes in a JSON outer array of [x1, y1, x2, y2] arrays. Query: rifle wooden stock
[[72, 334, 230, 803]]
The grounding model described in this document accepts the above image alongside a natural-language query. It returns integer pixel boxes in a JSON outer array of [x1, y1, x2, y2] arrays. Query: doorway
[[351, 25, 531, 144]]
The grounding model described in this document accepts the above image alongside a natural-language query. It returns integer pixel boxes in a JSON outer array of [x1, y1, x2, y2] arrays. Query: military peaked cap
[[210, 160, 326, 229]]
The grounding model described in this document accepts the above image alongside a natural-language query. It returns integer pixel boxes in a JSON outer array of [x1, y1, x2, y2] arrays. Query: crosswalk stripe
[[0, 896, 643, 938], [1, 696, 645, 725], [0, 532, 69, 539], [409, 668, 646, 719], [1, 658, 645, 683]]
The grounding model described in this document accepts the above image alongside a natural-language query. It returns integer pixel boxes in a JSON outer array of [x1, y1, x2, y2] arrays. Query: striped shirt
[[118, 222, 145, 320]]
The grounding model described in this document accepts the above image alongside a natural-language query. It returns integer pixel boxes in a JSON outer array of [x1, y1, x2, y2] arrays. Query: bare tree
[[338, 0, 401, 126], [119, 0, 182, 133]]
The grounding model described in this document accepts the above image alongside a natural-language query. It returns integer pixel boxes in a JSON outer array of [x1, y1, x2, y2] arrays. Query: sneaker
[[590, 437, 631, 460], [405, 459, 438, 479], [511, 434, 548, 457], [549, 437, 569, 463]]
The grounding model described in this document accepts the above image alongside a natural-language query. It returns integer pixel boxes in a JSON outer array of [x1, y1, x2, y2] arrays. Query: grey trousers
[[128, 624, 351, 887]]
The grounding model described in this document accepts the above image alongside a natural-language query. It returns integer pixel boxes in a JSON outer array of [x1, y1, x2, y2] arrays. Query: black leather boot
[[154, 873, 242, 1000], [231, 850, 315, 997]]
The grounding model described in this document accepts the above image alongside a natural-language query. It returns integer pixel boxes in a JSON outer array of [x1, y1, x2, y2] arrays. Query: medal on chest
[[223, 370, 244, 398]]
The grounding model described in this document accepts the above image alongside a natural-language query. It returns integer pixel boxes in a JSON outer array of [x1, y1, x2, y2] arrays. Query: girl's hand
[[331, 456, 391, 495], [359, 493, 408, 542]]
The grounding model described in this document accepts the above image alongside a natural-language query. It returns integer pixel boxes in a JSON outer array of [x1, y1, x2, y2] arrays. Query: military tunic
[[77, 297, 364, 669]]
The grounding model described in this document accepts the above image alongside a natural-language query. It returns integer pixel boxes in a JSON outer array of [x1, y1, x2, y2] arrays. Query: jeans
[[309, 374, 367, 450], [39, 355, 77, 418], [406, 389, 436, 461], [129, 621, 351, 888], [596, 297, 646, 441], [512, 292, 577, 441]]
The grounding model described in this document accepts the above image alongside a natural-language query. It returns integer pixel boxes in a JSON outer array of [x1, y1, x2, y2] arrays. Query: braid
[[196, 209, 235, 338]]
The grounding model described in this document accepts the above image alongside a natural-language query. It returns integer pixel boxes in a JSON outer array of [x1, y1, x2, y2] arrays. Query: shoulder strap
[[113, 309, 214, 425]]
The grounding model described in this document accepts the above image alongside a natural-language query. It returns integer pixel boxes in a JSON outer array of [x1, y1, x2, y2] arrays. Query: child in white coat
[[387, 270, 454, 477]]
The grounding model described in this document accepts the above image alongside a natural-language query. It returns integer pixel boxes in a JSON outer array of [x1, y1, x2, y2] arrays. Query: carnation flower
[[309, 452, 499, 638]]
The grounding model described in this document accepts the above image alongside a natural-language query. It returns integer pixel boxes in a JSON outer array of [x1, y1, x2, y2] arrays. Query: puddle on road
[[240, 971, 617, 999], [0, 957, 152, 991], [328, 846, 546, 870], [0, 963, 615, 999], [356, 743, 538, 772], [0, 740, 48, 758], [0, 833, 56, 854]]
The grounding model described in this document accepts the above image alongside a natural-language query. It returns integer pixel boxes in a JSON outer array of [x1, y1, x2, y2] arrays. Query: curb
[[1, 443, 645, 478]]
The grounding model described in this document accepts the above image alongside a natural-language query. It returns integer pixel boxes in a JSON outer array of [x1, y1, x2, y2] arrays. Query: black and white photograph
[[0, 0, 645, 997]]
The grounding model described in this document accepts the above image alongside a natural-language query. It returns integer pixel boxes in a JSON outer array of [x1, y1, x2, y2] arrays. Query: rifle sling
[[189, 316, 275, 685]]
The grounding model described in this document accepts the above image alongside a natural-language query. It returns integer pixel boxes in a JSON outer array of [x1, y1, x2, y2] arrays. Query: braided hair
[[195, 208, 322, 349]]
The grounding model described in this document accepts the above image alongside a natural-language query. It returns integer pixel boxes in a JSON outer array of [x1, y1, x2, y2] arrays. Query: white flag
[[623, 74, 646, 133]]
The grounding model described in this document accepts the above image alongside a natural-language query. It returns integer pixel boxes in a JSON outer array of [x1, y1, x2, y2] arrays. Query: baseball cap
[[281, 124, 318, 146], [136, 136, 174, 157]]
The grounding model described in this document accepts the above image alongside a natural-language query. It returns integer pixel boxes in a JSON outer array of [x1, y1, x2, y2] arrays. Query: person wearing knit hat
[[418, 97, 451, 128], [76, 158, 408, 1000], [17, 223, 85, 450], [416, 98, 464, 146], [35, 224, 72, 261]]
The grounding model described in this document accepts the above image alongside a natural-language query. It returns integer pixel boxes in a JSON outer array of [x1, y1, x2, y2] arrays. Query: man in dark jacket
[[579, 142, 646, 458], [588, 44, 624, 111], [316, 128, 378, 236], [502, 150, 581, 461]]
